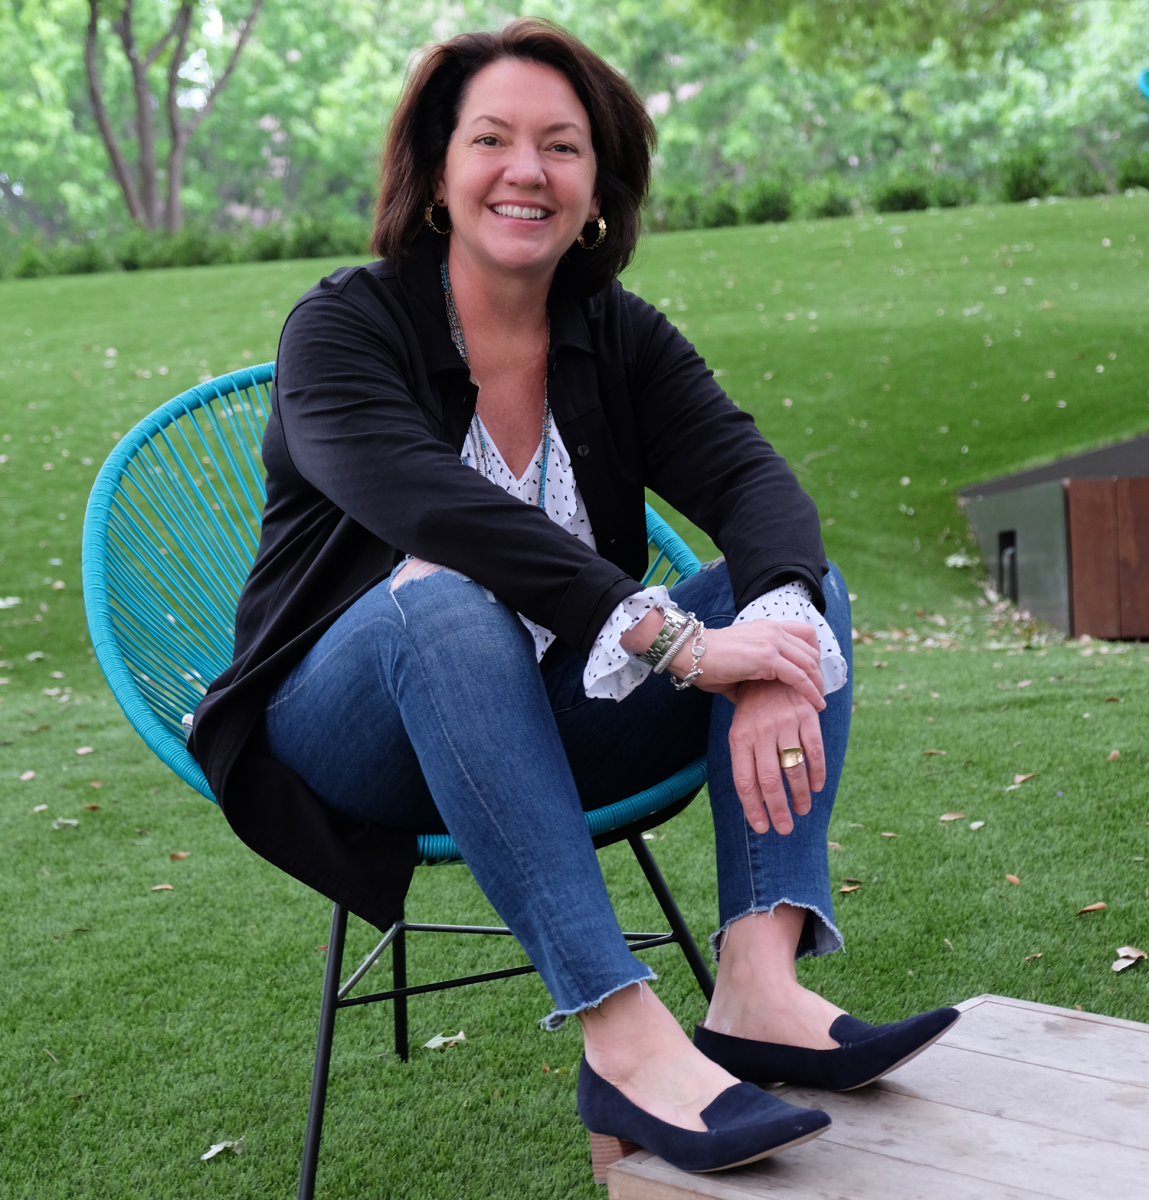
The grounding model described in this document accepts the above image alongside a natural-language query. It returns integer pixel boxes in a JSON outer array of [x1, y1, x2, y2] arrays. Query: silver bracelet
[[637, 604, 694, 668], [654, 617, 697, 674], [671, 622, 706, 691]]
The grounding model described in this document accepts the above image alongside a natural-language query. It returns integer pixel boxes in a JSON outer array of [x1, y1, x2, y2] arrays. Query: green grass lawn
[[2, 197, 1148, 1198]]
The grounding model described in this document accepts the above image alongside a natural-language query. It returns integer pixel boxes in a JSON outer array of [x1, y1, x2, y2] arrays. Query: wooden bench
[[607, 994, 1149, 1199]]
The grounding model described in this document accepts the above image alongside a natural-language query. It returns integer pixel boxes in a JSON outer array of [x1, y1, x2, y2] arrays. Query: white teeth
[[494, 204, 546, 220]]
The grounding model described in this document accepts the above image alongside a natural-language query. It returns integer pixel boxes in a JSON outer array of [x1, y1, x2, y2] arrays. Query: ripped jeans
[[262, 557, 853, 1024]]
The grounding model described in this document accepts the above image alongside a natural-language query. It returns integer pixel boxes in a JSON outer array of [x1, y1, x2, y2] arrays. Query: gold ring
[[779, 747, 805, 770]]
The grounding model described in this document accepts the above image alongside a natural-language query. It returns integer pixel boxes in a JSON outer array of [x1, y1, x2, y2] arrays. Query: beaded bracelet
[[671, 624, 706, 691]]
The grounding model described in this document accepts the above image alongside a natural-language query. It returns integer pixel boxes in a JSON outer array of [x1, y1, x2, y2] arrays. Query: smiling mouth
[[492, 204, 549, 220]]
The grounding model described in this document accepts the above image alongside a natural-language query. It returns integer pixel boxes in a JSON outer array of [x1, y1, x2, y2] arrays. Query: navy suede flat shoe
[[693, 1007, 960, 1092], [577, 1057, 830, 1182]]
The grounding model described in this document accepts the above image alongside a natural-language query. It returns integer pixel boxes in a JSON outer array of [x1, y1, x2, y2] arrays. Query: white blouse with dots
[[461, 415, 846, 702]]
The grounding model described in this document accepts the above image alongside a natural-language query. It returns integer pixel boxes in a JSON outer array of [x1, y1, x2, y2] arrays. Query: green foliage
[[695, 0, 1073, 67], [740, 177, 794, 223], [1117, 154, 1149, 191], [1000, 147, 1054, 202], [874, 174, 933, 213], [799, 173, 855, 218]]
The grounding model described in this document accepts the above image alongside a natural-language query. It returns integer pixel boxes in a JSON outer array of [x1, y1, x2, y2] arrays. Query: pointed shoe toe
[[576, 1058, 830, 1181], [694, 1006, 960, 1091]]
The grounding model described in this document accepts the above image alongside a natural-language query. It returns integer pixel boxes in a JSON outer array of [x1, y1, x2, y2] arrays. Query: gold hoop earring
[[424, 201, 451, 235], [577, 215, 606, 251]]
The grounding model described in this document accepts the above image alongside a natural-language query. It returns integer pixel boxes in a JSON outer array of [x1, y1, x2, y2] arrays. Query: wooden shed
[[959, 434, 1149, 639]]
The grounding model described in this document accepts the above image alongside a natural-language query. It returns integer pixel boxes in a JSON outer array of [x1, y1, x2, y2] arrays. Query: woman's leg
[[264, 563, 654, 1018], [701, 563, 854, 1047]]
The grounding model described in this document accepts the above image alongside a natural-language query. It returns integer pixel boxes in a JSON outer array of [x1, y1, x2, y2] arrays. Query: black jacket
[[189, 229, 827, 932]]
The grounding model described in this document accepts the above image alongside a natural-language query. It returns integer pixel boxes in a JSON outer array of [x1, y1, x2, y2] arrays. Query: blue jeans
[[263, 558, 852, 1025]]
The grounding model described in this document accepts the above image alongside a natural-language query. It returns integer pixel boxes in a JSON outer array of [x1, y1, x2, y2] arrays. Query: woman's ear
[[432, 163, 446, 205]]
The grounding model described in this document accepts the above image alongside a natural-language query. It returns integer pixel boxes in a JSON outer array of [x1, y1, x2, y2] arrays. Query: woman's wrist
[[619, 606, 667, 658]]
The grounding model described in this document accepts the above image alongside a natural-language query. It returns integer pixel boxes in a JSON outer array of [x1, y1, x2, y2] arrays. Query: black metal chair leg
[[299, 902, 348, 1200], [392, 915, 409, 1062], [627, 835, 715, 1001]]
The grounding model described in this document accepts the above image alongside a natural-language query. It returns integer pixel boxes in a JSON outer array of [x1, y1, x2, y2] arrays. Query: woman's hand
[[728, 678, 826, 835], [681, 619, 825, 709]]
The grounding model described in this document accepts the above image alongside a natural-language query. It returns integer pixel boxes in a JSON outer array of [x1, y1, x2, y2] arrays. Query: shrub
[[249, 223, 288, 261], [931, 174, 970, 208], [12, 240, 51, 278], [874, 174, 931, 213], [1001, 148, 1052, 202], [52, 238, 112, 275], [1117, 154, 1149, 192], [739, 179, 792, 224], [696, 187, 740, 229]]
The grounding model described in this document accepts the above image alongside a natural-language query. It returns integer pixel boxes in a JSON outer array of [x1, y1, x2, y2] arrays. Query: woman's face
[[436, 58, 599, 282]]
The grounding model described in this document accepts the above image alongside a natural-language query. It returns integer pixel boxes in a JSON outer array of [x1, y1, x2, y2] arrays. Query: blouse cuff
[[735, 581, 847, 696], [582, 585, 671, 701]]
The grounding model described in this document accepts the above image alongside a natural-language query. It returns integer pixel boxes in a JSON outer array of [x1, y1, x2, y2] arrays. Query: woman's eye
[[476, 135, 499, 147], [551, 143, 575, 154]]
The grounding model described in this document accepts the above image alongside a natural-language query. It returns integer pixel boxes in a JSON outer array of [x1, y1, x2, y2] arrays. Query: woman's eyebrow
[[469, 114, 584, 136]]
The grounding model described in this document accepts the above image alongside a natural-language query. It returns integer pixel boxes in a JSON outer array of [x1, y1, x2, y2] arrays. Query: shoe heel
[[588, 1131, 642, 1184]]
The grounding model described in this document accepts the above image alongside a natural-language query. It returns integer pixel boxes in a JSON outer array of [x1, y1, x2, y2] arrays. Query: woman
[[190, 18, 957, 1178]]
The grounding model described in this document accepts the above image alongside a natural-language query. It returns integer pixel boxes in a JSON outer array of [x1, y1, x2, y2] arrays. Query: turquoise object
[[82, 364, 707, 863]]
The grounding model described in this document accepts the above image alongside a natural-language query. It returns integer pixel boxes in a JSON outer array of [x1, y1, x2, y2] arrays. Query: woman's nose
[[502, 145, 546, 188]]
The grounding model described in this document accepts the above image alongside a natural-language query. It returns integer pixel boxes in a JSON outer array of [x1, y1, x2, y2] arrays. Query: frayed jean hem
[[538, 966, 658, 1031], [708, 900, 845, 966]]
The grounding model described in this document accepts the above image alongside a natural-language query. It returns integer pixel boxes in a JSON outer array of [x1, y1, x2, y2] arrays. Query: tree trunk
[[113, 0, 161, 228], [84, 0, 146, 225]]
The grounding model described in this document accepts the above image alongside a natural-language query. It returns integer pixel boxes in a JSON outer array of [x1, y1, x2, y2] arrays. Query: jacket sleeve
[[623, 291, 829, 612], [272, 280, 640, 655]]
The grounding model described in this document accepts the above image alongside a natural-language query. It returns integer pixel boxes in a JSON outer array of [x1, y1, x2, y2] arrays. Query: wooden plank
[[956, 994, 1149, 1036], [1117, 477, 1149, 637], [880, 1042, 1149, 1149], [771, 1084, 1149, 1200], [1066, 478, 1120, 638], [939, 997, 1149, 1087], [608, 1139, 1056, 1200]]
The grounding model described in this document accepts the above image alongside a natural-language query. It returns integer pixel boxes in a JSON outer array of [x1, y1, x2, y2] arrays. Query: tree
[[694, 0, 1071, 67], [83, 0, 264, 231]]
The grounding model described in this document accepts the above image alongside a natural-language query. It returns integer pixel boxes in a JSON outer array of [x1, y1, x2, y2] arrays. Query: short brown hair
[[371, 18, 656, 295]]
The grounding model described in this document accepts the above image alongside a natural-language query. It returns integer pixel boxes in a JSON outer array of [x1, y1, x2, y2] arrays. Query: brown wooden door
[[1118, 477, 1149, 638], [1067, 479, 1120, 639]]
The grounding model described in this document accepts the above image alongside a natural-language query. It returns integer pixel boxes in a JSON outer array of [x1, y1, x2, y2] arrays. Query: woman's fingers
[[728, 679, 826, 834]]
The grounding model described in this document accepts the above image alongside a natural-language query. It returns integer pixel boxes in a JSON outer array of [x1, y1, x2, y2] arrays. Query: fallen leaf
[[1076, 1004, 1083, 1011], [930, 692, 940, 699], [89, 781, 102, 788], [944, 938, 954, 951], [1106, 696, 1123, 703], [1006, 874, 1021, 885], [82, 804, 101, 811], [922, 749, 947, 756], [542, 1063, 550, 1073], [27, 724, 50, 733], [68, 1093, 82, 1101], [44, 1048, 59, 1063], [826, 840, 842, 849], [315, 944, 328, 951], [170, 851, 191, 861], [849, 822, 865, 828], [970, 820, 986, 830], [19, 770, 35, 781], [873, 660, 888, 668], [1077, 902, 1106, 914], [1112, 956, 1140, 973], [842, 877, 864, 884], [939, 812, 966, 821], [201, 1138, 244, 1161], [839, 884, 862, 893], [1024, 953, 1043, 962], [1013, 773, 1037, 785], [1116, 946, 1147, 961], [151, 883, 173, 891], [1017, 680, 1033, 688], [52, 818, 79, 829], [423, 1030, 466, 1050], [75, 746, 94, 755], [1108, 750, 1120, 761], [31, 804, 48, 813], [880, 831, 899, 838]]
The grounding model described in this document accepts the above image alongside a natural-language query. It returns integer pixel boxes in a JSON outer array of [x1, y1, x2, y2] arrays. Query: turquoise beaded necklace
[[440, 258, 552, 510]]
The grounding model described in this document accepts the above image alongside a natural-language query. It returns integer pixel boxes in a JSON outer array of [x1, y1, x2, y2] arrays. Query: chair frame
[[81, 365, 714, 1200]]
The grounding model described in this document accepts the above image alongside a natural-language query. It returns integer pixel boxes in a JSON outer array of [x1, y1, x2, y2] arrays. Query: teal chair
[[82, 364, 712, 1199]]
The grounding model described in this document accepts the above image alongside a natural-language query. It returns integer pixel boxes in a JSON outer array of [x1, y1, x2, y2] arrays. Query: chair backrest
[[82, 366, 702, 812]]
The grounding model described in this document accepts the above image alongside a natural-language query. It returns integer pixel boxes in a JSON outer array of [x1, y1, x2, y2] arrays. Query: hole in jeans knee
[[390, 559, 444, 592]]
